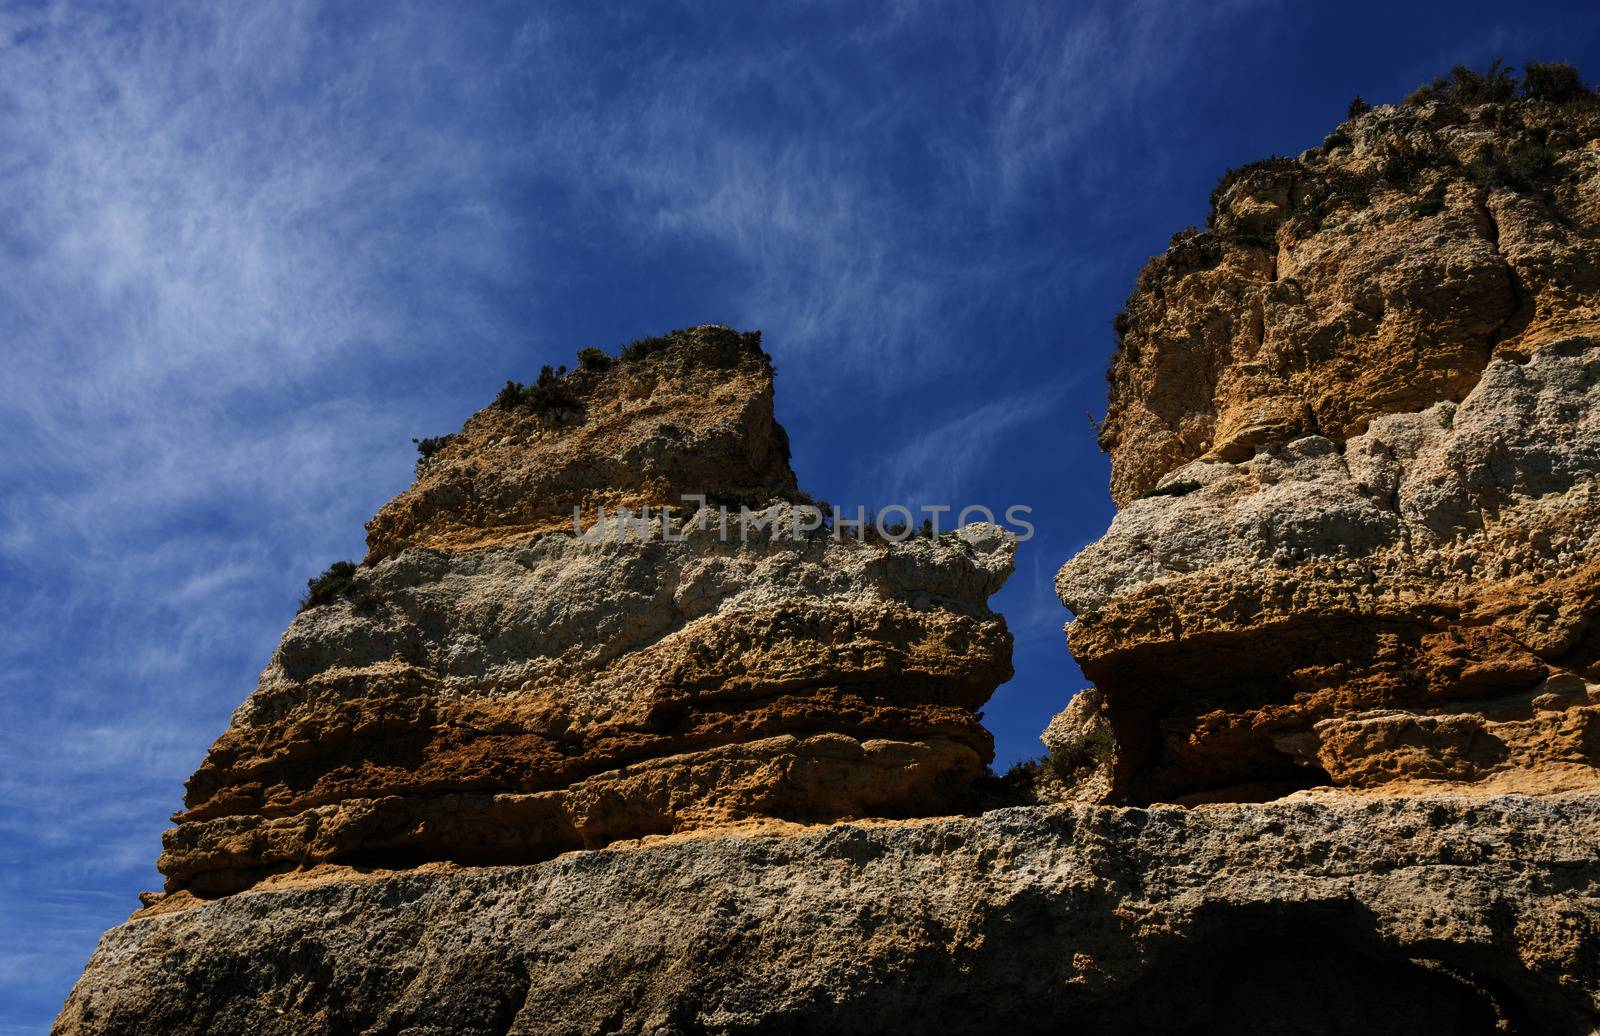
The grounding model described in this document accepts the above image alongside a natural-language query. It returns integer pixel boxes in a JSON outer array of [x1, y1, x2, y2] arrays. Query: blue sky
[[2, 0, 1597, 1028]]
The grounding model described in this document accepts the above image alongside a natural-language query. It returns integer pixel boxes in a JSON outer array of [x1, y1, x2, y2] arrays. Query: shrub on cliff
[[1403, 59, 1594, 110], [1451, 59, 1518, 105], [1521, 61, 1590, 104], [493, 365, 580, 414], [1408, 181, 1448, 216], [1404, 76, 1451, 106], [1207, 156, 1298, 229], [411, 433, 458, 476], [1378, 138, 1433, 185], [576, 347, 613, 372], [1051, 728, 1113, 773], [977, 732, 1113, 805], [412, 434, 456, 463], [299, 561, 358, 612], [618, 327, 769, 367], [1504, 136, 1558, 185], [1464, 144, 1503, 187], [1405, 59, 1515, 106], [1462, 135, 1559, 191], [1164, 226, 1225, 271], [619, 331, 683, 363]]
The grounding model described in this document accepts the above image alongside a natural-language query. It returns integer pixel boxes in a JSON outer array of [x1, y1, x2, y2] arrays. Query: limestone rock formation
[[58, 75, 1600, 1036], [1099, 93, 1600, 506], [58, 795, 1600, 1034], [1058, 87, 1600, 806], [364, 328, 800, 559], [156, 326, 1017, 897]]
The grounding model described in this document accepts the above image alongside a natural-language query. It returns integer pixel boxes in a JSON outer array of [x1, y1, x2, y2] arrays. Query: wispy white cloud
[[0, 3, 528, 1015], [485, 0, 1272, 387], [871, 390, 1061, 506], [0, 0, 1270, 1025]]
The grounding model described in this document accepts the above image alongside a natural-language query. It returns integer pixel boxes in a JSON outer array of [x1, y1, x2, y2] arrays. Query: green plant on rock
[[1002, 756, 1049, 788], [1161, 226, 1225, 274], [1065, 728, 1114, 767], [493, 379, 523, 409], [1405, 76, 1451, 106], [412, 433, 457, 464], [576, 347, 613, 372], [299, 561, 359, 612], [1288, 168, 1377, 236], [1461, 135, 1559, 192], [493, 365, 581, 415], [1449, 59, 1518, 105], [1046, 727, 1114, 782], [1504, 137, 1557, 186], [1207, 156, 1298, 229], [1404, 59, 1517, 107], [1464, 145, 1503, 187], [619, 330, 684, 363], [1521, 62, 1589, 104]]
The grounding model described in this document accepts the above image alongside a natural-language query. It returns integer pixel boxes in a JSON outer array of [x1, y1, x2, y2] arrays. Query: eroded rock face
[[60, 794, 1600, 1035], [366, 327, 800, 559], [1059, 92, 1600, 804], [157, 327, 1016, 896], [1099, 96, 1600, 507], [56, 86, 1600, 1036]]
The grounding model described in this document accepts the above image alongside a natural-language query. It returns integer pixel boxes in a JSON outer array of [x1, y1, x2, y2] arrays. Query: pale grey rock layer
[[1059, 336, 1600, 619], [1047, 336, 1600, 800], [166, 511, 1017, 895], [248, 508, 1015, 731], [58, 793, 1600, 1035]]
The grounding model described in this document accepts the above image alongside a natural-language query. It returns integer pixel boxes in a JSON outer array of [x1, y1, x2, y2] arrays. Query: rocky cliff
[[58, 71, 1600, 1035], [1054, 80, 1600, 808], [56, 796, 1600, 1035], [156, 326, 1017, 899]]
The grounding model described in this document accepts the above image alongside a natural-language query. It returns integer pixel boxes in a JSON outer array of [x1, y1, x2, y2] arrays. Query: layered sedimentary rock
[[1056, 90, 1600, 805], [60, 795, 1600, 1035], [157, 326, 1017, 896], [1099, 94, 1600, 507], [364, 327, 800, 559], [59, 79, 1600, 1036]]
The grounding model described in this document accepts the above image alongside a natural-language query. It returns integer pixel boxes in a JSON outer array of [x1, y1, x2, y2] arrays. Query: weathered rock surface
[[365, 327, 800, 560], [1059, 89, 1600, 805], [61, 793, 1600, 1035], [1060, 338, 1600, 803], [57, 78, 1600, 1036], [157, 327, 1016, 896], [1099, 95, 1600, 506]]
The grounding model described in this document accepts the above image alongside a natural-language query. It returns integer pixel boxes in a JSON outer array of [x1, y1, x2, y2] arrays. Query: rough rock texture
[[157, 326, 1017, 896], [60, 794, 1600, 1035], [366, 327, 800, 560], [1059, 91, 1600, 805], [1060, 341, 1600, 803], [1099, 95, 1600, 506], [57, 84, 1600, 1035]]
